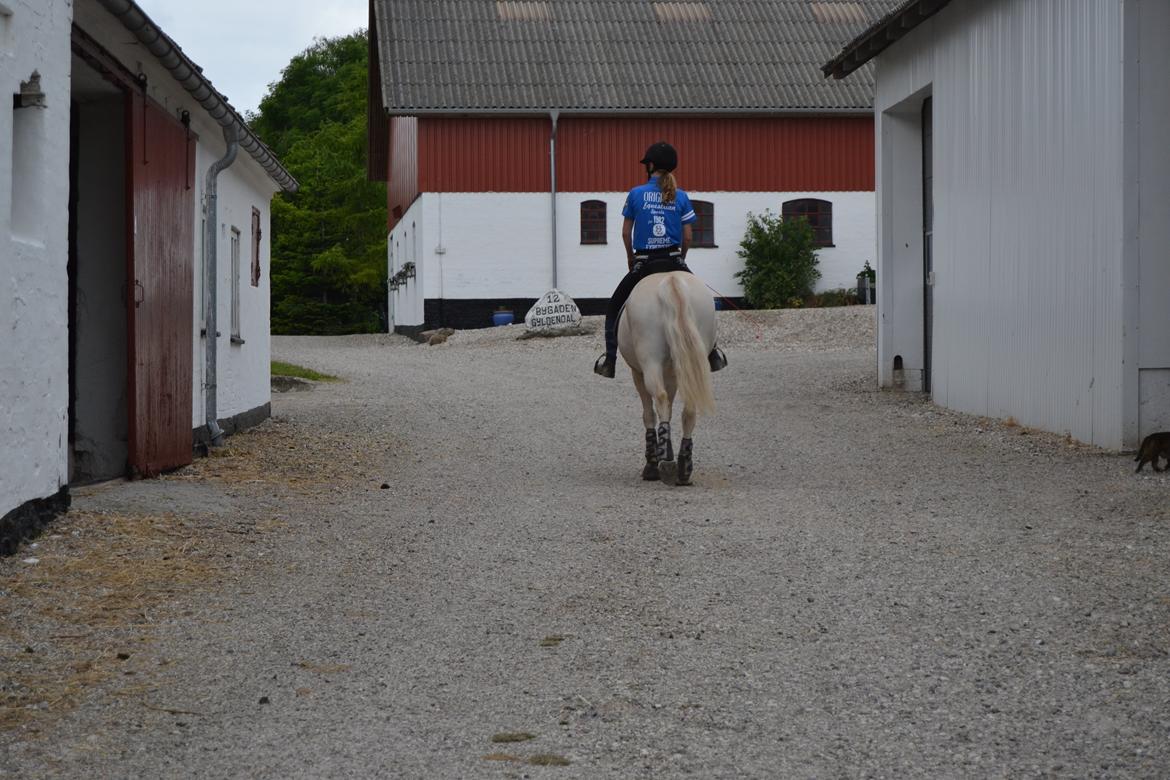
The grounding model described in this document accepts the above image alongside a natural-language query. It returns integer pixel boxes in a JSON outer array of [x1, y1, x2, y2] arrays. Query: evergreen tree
[[250, 32, 387, 334]]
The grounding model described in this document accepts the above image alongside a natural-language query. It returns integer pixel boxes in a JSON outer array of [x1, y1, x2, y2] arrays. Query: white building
[[825, 0, 1170, 449], [1, 0, 296, 550], [369, 0, 900, 330]]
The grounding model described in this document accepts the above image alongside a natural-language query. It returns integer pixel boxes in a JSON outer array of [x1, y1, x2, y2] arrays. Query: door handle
[[134, 280, 145, 307]]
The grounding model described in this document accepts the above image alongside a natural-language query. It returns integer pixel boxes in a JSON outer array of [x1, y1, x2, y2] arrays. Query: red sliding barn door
[[126, 93, 195, 476]]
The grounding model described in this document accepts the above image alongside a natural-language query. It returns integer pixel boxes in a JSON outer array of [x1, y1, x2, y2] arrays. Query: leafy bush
[[735, 211, 821, 309], [805, 288, 861, 308]]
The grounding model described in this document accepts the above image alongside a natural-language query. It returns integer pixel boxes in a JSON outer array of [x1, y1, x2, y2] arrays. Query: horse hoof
[[642, 463, 660, 481], [657, 460, 677, 486]]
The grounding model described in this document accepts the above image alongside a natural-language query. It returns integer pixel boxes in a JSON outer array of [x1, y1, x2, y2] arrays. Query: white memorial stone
[[525, 289, 582, 331]]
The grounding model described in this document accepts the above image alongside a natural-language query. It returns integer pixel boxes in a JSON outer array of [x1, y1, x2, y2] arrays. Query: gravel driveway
[[2, 307, 1168, 778]]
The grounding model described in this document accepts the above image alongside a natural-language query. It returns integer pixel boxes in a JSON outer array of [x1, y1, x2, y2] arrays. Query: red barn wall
[[557, 117, 874, 192], [418, 118, 551, 193], [387, 116, 419, 228], [387, 115, 874, 228]]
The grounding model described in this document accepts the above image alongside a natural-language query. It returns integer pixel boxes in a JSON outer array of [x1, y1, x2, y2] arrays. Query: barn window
[[580, 200, 607, 244], [691, 200, 715, 247], [250, 207, 262, 287], [782, 198, 833, 247]]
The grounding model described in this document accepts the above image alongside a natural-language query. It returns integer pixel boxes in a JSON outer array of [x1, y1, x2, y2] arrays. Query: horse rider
[[593, 141, 729, 378]]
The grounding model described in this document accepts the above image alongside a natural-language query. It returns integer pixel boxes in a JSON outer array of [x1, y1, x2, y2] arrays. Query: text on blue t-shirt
[[621, 179, 697, 251]]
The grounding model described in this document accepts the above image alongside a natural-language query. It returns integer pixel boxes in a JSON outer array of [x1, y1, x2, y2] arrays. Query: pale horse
[[617, 271, 716, 486]]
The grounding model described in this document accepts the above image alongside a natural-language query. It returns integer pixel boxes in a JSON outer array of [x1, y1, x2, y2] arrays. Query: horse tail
[[659, 275, 715, 417]]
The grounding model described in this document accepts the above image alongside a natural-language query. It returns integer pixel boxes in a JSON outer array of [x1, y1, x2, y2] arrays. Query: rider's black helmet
[[640, 141, 678, 172]]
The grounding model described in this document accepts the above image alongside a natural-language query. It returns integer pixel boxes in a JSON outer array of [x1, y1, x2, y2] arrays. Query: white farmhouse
[[1, 0, 296, 551], [825, 0, 1170, 449]]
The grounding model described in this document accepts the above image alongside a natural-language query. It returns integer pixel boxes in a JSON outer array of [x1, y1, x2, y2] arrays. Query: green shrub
[[735, 211, 821, 309], [805, 288, 861, 308]]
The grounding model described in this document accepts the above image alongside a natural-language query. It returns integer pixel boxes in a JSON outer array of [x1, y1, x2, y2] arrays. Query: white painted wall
[[0, 0, 73, 516], [387, 190, 875, 327], [387, 200, 429, 327], [189, 137, 277, 426], [873, 0, 1130, 448], [557, 191, 875, 298]]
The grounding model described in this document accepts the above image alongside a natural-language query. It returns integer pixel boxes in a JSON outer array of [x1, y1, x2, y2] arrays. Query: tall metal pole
[[549, 110, 559, 289]]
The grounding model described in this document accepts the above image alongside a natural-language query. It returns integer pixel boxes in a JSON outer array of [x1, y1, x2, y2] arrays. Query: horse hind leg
[[640, 366, 673, 462], [675, 406, 697, 486], [642, 428, 659, 481], [639, 366, 678, 484], [676, 437, 693, 486], [632, 370, 660, 481]]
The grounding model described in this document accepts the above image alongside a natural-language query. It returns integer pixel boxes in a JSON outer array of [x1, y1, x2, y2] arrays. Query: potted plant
[[857, 261, 876, 304]]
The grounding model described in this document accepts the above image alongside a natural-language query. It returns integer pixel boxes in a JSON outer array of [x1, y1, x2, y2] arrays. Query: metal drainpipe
[[549, 110, 559, 289], [203, 124, 239, 446]]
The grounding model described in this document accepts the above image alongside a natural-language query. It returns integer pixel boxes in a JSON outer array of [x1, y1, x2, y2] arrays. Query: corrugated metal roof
[[371, 0, 903, 113]]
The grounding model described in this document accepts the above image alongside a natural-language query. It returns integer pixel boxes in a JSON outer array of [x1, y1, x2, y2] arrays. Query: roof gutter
[[95, 0, 299, 193], [822, 0, 953, 80], [382, 107, 875, 118], [202, 124, 240, 448]]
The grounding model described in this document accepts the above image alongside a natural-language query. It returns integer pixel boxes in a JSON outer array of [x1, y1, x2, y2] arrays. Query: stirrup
[[594, 354, 616, 378], [708, 347, 728, 372]]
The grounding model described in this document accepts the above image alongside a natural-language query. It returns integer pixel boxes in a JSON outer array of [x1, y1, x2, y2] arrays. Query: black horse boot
[[708, 346, 728, 372]]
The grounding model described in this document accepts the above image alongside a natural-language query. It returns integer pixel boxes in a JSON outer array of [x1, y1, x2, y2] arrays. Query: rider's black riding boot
[[593, 314, 618, 378]]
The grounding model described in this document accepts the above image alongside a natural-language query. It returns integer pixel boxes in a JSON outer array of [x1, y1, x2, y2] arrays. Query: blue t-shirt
[[622, 179, 697, 251]]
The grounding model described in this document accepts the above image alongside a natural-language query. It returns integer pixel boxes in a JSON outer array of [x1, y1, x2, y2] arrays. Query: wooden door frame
[[72, 25, 198, 477]]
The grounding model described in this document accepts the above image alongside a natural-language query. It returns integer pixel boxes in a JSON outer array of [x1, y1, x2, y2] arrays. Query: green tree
[[249, 32, 387, 334], [734, 211, 821, 309]]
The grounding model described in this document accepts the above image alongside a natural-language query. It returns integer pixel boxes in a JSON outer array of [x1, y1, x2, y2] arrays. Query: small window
[[580, 200, 607, 244], [230, 227, 242, 340], [11, 73, 46, 243], [782, 198, 833, 247], [250, 207, 262, 287], [691, 200, 715, 247]]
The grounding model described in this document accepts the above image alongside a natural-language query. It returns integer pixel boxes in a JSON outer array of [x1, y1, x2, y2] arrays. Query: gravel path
[[2, 306, 1168, 778]]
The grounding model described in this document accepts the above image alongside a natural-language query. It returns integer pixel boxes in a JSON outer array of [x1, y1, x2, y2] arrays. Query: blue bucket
[[714, 297, 726, 311], [492, 310, 515, 326]]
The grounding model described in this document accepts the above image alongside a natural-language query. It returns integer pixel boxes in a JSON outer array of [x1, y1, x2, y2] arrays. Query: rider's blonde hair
[[658, 171, 677, 205]]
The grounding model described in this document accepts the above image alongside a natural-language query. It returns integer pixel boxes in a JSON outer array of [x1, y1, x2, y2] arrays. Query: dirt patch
[[169, 417, 381, 493], [0, 511, 226, 735]]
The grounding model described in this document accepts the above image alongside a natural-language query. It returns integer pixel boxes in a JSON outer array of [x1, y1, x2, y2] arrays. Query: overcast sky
[[136, 0, 368, 116]]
